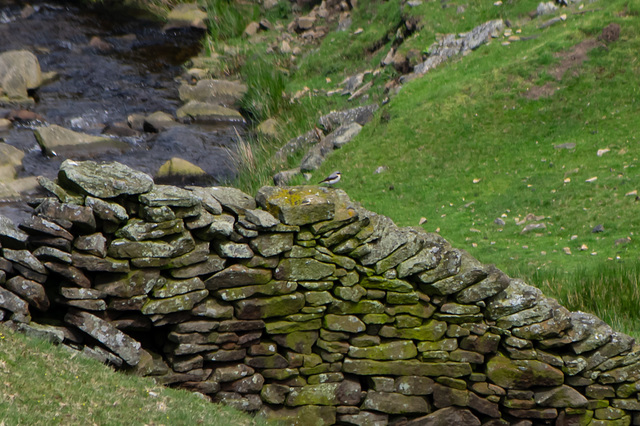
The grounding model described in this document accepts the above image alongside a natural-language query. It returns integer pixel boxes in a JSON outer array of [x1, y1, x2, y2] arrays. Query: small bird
[[319, 171, 341, 185]]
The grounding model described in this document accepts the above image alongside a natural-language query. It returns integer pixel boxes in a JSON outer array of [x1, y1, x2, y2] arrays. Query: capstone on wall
[[0, 159, 638, 426]]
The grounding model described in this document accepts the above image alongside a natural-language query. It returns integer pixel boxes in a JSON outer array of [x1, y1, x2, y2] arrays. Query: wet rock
[[58, 159, 154, 198], [176, 101, 245, 123], [178, 79, 247, 108], [35, 125, 129, 158], [0, 50, 42, 100], [143, 111, 181, 132]]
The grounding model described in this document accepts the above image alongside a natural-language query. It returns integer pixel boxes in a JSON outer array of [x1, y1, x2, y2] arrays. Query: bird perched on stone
[[319, 171, 341, 185]]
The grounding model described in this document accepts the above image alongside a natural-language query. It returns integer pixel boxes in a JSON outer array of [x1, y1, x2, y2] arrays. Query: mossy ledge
[[0, 159, 638, 425]]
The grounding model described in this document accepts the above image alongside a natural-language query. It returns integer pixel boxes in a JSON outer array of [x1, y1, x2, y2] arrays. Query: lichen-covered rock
[[5, 275, 49, 311], [94, 269, 163, 298], [204, 264, 272, 290], [65, 309, 141, 366], [258, 405, 336, 426], [57, 160, 153, 199], [257, 186, 337, 226], [234, 293, 305, 319], [142, 289, 209, 315], [276, 258, 336, 281], [250, 233, 294, 257], [362, 391, 430, 414], [348, 340, 418, 360], [36, 198, 97, 232], [286, 379, 362, 406]]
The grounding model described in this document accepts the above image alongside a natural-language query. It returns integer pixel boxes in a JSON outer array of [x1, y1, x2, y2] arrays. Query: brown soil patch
[[522, 82, 559, 100], [521, 38, 601, 100], [549, 38, 601, 81]]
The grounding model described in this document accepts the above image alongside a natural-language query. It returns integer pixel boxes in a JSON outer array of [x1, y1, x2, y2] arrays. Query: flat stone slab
[[65, 309, 142, 366], [176, 101, 245, 124], [35, 125, 129, 158], [58, 160, 154, 198]]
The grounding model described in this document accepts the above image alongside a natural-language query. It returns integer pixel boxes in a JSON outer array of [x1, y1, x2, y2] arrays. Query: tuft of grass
[[0, 326, 271, 425], [205, 0, 259, 41], [524, 262, 640, 339], [240, 55, 287, 122]]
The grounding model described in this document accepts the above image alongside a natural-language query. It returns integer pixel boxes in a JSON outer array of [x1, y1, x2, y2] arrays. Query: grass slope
[[296, 0, 640, 334], [0, 327, 270, 425]]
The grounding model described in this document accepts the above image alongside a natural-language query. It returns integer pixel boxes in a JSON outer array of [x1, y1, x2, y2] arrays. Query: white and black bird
[[319, 171, 341, 185]]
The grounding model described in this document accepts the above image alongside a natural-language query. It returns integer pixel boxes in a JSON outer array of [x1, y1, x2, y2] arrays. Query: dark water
[[0, 0, 241, 222]]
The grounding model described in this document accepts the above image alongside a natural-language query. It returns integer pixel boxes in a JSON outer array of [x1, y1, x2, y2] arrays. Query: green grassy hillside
[[0, 326, 270, 425]]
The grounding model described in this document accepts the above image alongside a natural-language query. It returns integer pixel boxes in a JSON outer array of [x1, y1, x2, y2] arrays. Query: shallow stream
[[0, 0, 241, 221]]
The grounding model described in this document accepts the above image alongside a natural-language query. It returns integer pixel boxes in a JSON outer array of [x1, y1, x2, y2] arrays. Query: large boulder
[[0, 50, 42, 100]]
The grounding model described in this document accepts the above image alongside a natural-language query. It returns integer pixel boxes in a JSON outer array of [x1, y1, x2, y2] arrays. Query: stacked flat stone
[[1, 159, 640, 425]]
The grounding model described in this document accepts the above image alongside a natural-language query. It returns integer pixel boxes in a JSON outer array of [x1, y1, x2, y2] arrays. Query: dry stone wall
[[1, 159, 640, 425]]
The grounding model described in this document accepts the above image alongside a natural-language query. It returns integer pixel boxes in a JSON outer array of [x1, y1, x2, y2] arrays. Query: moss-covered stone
[[342, 359, 472, 377], [142, 290, 209, 315], [379, 320, 447, 341], [275, 258, 336, 281], [152, 277, 205, 298], [256, 186, 337, 226], [234, 293, 305, 319], [250, 232, 294, 257], [486, 353, 564, 389], [348, 341, 418, 360], [362, 391, 430, 414], [323, 314, 366, 334]]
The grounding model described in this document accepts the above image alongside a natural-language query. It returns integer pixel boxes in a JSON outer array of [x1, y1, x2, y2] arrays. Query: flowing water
[[0, 0, 241, 222]]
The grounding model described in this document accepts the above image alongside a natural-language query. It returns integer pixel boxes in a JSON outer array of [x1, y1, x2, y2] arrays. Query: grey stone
[[58, 159, 153, 198], [362, 391, 429, 414], [5, 275, 49, 311], [65, 309, 141, 366]]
